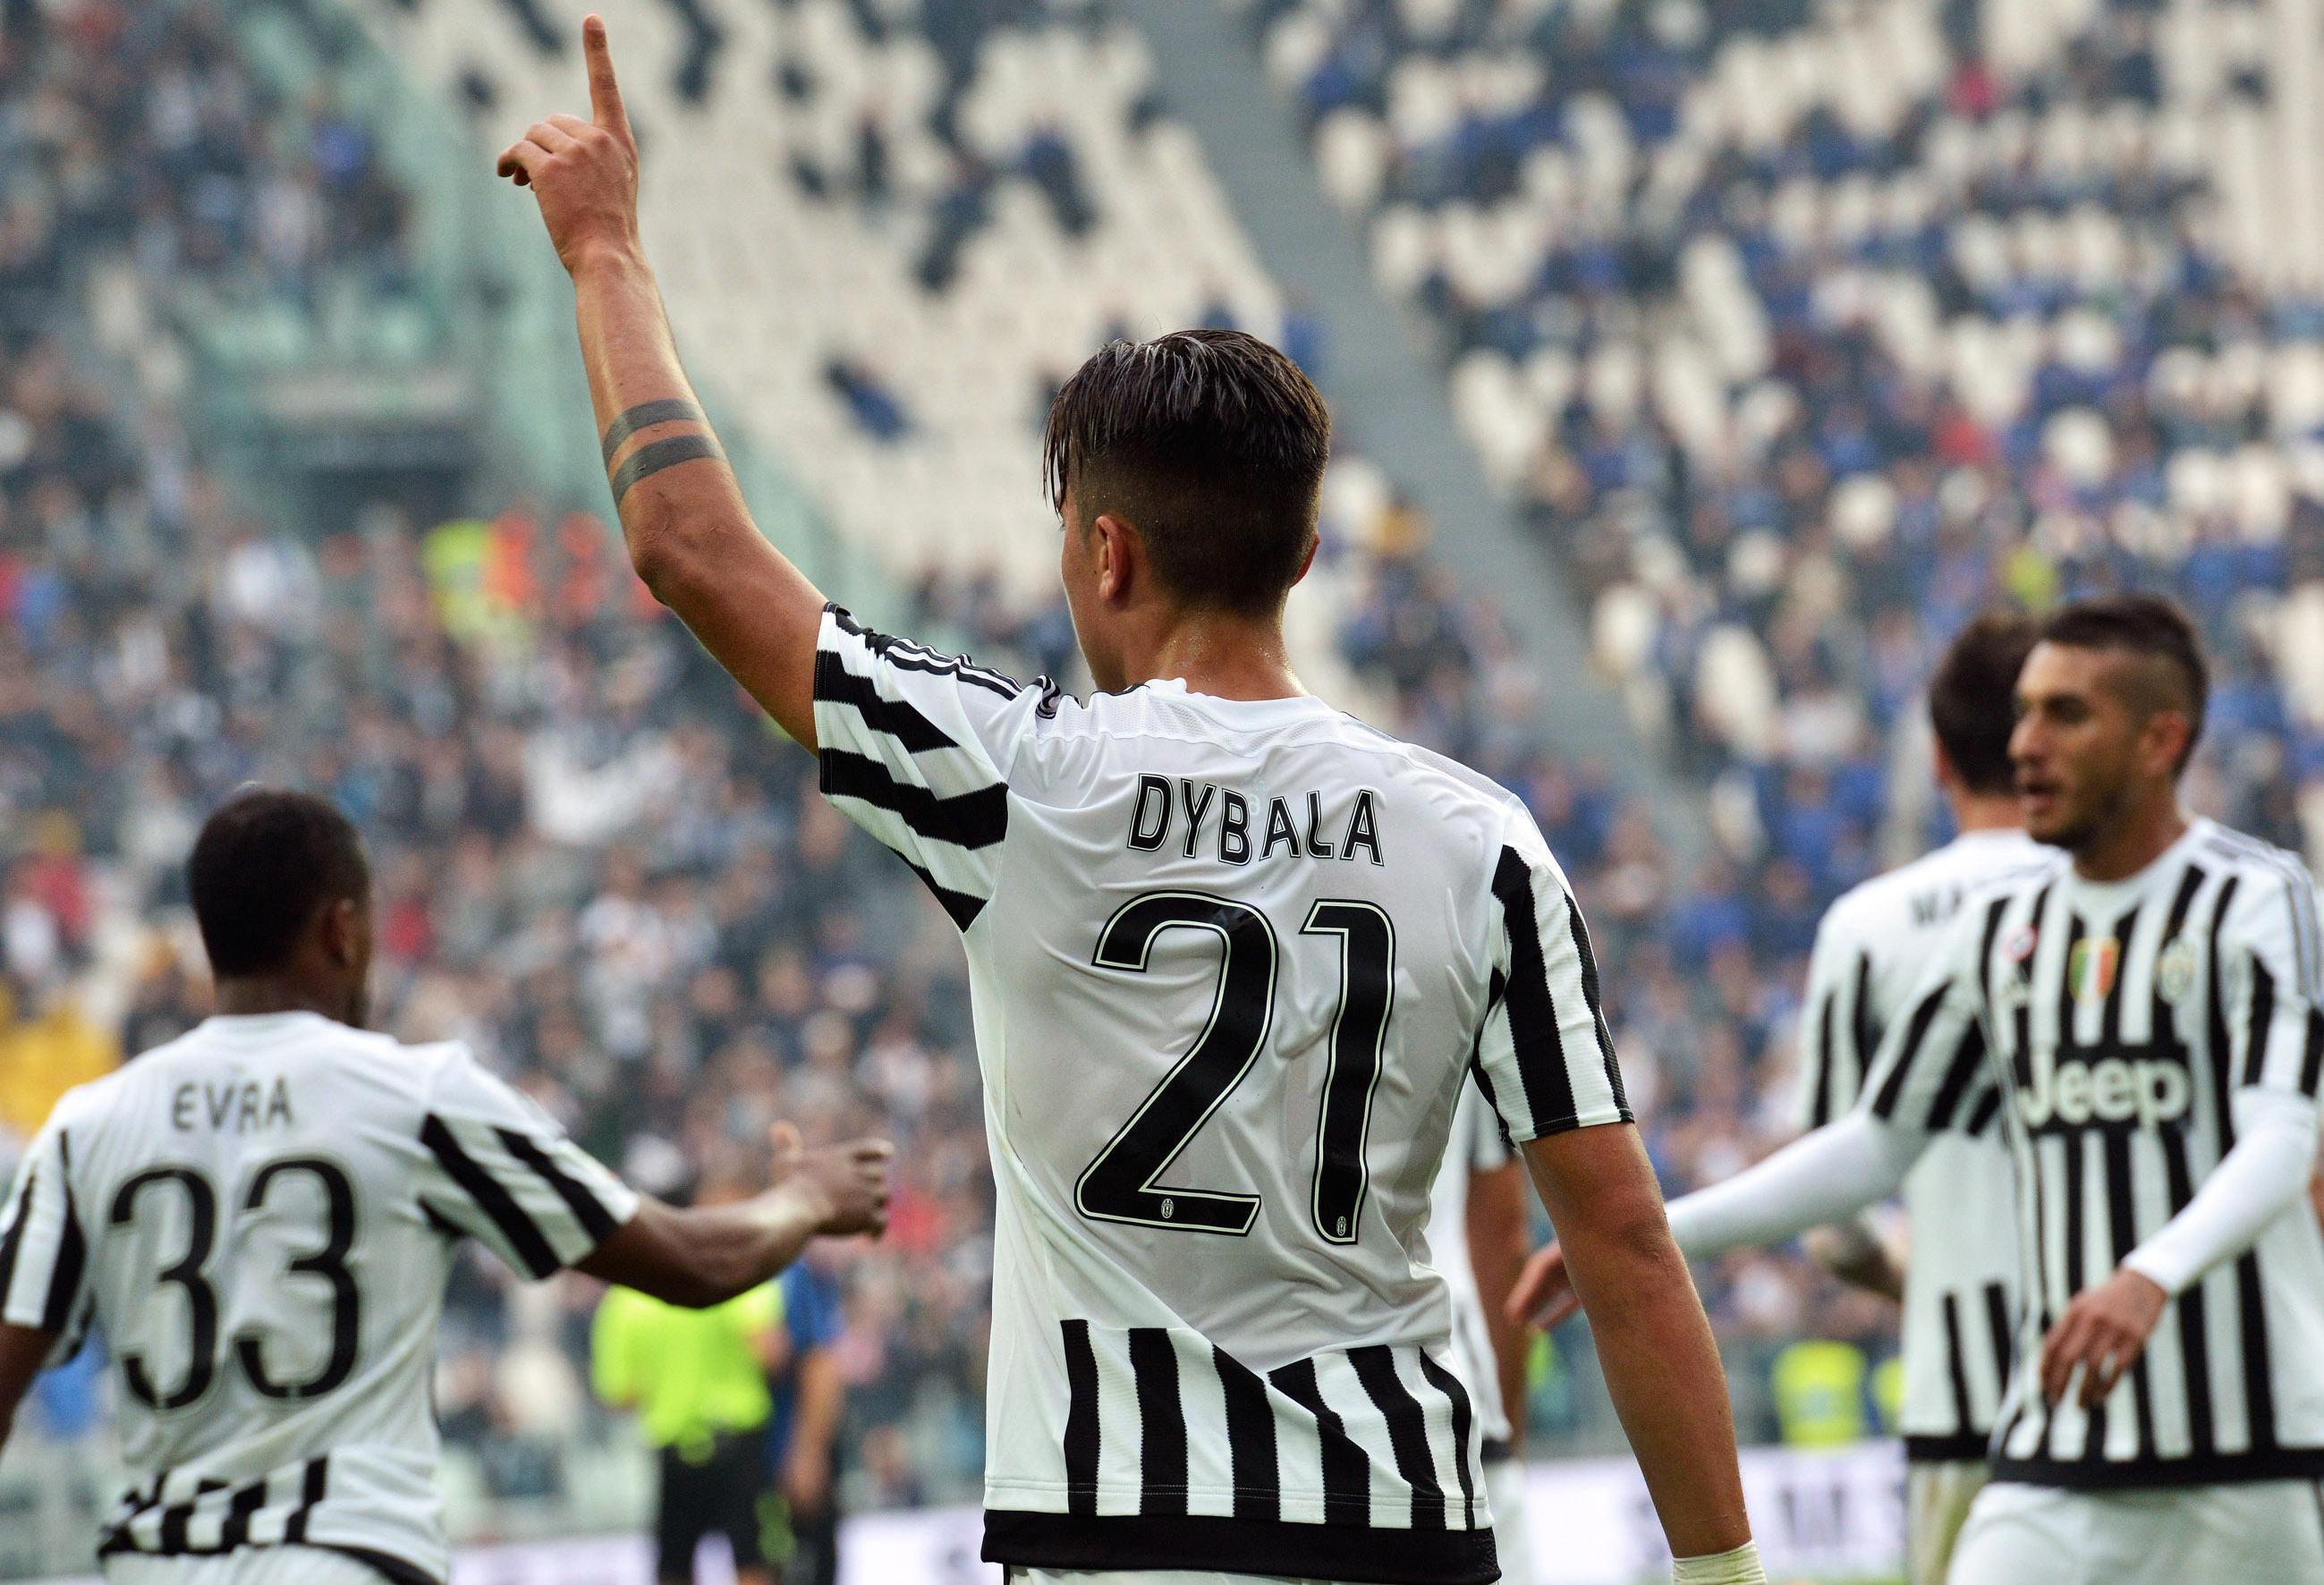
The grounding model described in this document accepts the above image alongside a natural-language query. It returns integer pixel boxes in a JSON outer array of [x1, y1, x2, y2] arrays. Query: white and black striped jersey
[[0, 1013, 637, 1583], [811, 606, 1630, 1584], [1795, 829, 2054, 1462], [1862, 818, 2324, 1488], [1425, 1083, 1517, 1454]]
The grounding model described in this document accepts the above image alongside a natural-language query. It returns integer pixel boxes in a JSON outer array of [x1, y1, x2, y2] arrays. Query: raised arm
[[497, 15, 827, 749]]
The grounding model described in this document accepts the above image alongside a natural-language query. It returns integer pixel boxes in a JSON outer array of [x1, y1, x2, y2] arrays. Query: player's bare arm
[[1522, 1123, 1753, 1564], [0, 1323, 52, 1459], [496, 14, 828, 750], [581, 1125, 891, 1309], [1466, 1157, 1534, 1442]]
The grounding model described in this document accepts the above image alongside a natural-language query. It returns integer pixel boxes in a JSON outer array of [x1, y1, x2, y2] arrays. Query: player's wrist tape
[[1672, 1540, 1766, 1585]]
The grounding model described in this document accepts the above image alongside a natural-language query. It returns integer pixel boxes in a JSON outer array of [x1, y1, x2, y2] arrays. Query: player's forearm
[[568, 247, 827, 745], [1564, 1204, 1753, 1559], [583, 1187, 821, 1309], [2125, 1088, 2317, 1295], [793, 1347, 844, 1459], [572, 247, 741, 589], [1665, 1113, 1918, 1260]]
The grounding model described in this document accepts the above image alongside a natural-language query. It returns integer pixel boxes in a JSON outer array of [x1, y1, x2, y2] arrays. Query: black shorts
[[657, 1430, 770, 1579]]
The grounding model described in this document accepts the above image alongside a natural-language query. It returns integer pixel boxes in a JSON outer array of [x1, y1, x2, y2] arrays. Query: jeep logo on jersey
[[2015, 1043, 2193, 1132]]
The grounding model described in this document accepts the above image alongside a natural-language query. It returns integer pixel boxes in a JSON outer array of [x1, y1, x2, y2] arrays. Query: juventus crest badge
[[2156, 936, 2199, 1004]]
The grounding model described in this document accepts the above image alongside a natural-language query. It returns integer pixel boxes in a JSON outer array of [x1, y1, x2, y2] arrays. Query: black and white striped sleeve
[[0, 1109, 89, 1338], [414, 1047, 640, 1280], [1794, 902, 1876, 1132], [811, 605, 1042, 932], [1856, 901, 1999, 1140], [1472, 812, 1631, 1143], [2220, 865, 2324, 1101]]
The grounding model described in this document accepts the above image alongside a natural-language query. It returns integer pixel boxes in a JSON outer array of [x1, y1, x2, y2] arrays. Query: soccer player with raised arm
[[494, 18, 1761, 1584], [0, 791, 892, 1585], [1514, 593, 2324, 1585]]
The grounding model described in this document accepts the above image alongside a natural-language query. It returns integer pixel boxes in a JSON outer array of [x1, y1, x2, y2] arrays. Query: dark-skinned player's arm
[[496, 14, 827, 750], [581, 1125, 891, 1310], [1463, 1156, 1534, 1445], [1522, 1125, 1755, 1572], [0, 1325, 51, 1462]]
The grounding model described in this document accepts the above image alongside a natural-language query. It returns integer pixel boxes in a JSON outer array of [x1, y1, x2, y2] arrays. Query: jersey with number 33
[[0, 1013, 637, 1582], [810, 606, 1629, 1585]]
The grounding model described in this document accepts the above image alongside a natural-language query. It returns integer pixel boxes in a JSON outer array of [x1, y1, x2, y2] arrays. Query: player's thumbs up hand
[[770, 1125, 895, 1241], [495, 14, 642, 277], [1507, 1240, 1582, 1330]]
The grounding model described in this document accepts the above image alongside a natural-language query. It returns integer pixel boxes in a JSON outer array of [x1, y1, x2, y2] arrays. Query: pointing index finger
[[582, 14, 629, 136]]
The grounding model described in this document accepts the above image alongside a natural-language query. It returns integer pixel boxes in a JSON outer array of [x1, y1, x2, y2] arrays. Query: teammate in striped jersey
[[1592, 614, 2044, 1584], [496, 19, 1766, 1583], [1511, 615, 2049, 1585], [1773, 614, 2048, 1584], [1514, 594, 2324, 1584], [0, 790, 892, 1585]]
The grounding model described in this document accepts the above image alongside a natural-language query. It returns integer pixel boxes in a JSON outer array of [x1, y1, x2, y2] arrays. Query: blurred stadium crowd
[[4, 0, 2324, 1541]]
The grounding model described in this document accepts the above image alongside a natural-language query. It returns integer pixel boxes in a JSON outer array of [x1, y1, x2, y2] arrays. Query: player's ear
[[1292, 531, 1318, 588], [1092, 512, 1136, 605], [319, 896, 365, 969], [2143, 708, 2193, 781]]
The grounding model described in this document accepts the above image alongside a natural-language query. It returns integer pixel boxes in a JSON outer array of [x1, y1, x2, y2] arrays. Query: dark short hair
[[2037, 593, 2209, 772], [1929, 610, 2040, 796], [1043, 328, 1331, 616], [189, 789, 371, 978]]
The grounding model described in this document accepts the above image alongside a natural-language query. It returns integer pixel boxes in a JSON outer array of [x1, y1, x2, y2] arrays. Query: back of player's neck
[[1949, 792, 2022, 835], [1127, 611, 1304, 702], [213, 980, 351, 1024]]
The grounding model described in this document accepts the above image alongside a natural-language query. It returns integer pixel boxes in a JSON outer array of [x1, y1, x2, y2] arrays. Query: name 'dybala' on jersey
[[171, 1077, 295, 1132], [1125, 775, 1385, 865]]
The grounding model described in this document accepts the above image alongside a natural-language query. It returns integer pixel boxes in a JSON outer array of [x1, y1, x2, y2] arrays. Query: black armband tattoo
[[599, 398, 708, 462], [610, 433, 725, 503]]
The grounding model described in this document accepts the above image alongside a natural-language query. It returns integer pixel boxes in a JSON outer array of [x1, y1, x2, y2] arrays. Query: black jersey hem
[[1990, 1445, 2324, 1490], [1904, 1433, 1993, 1464], [982, 1508, 1499, 1584], [318, 1542, 445, 1585]]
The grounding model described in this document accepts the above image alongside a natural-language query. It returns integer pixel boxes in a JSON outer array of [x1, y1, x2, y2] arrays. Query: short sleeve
[[1856, 897, 2004, 1140], [1795, 903, 1879, 1131], [1472, 809, 1632, 1143], [0, 1108, 88, 1335], [2221, 866, 2324, 1101], [811, 605, 1044, 931], [415, 1047, 640, 1280]]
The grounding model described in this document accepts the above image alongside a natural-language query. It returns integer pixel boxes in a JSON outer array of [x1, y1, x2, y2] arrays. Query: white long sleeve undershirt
[[2124, 1088, 2320, 1296], [1662, 1112, 1922, 1261], [1662, 1091, 2318, 1300]]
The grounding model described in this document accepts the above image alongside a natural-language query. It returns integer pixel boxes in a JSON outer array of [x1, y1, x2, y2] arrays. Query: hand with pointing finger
[[496, 14, 642, 275]]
